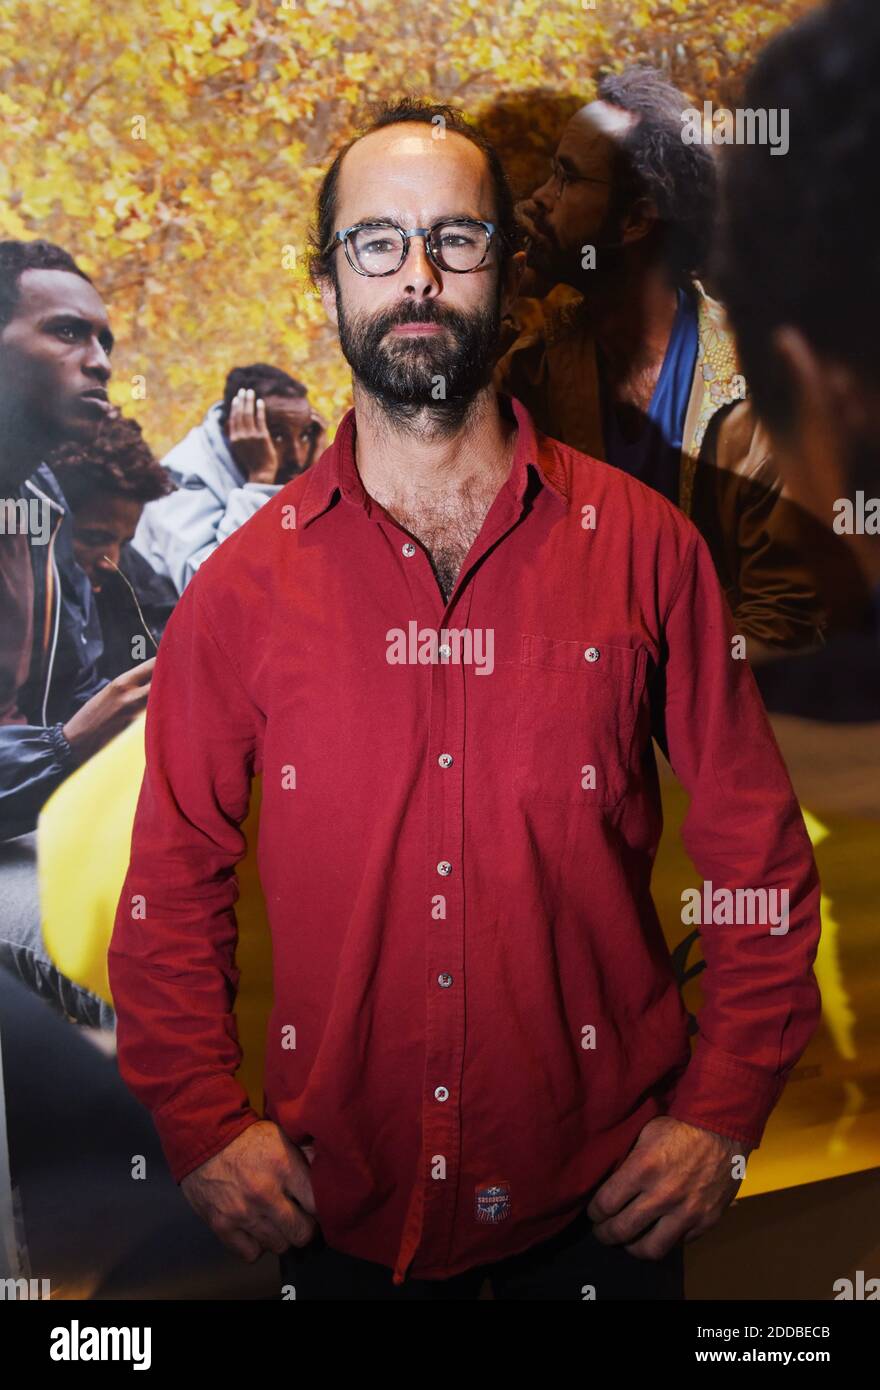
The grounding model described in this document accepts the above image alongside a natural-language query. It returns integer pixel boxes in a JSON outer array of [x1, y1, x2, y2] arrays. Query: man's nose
[[400, 235, 442, 297], [532, 177, 555, 212], [82, 337, 112, 381]]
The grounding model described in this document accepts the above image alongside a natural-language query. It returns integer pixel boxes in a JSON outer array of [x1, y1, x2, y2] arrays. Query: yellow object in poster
[[652, 751, 880, 1198], [38, 715, 272, 1110]]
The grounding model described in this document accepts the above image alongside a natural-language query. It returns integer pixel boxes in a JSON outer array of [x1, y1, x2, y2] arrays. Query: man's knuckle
[[251, 1172, 279, 1199]]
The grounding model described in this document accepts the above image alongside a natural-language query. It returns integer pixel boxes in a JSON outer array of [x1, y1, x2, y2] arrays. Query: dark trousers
[[278, 1207, 685, 1300]]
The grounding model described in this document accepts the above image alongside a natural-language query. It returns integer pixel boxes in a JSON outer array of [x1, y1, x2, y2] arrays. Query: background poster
[[1, 0, 878, 1304]]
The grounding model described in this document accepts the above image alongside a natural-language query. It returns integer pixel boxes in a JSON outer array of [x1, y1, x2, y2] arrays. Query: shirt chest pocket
[[512, 634, 648, 810]]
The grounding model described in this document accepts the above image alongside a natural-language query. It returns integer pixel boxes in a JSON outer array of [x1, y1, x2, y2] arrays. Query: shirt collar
[[297, 392, 570, 530]]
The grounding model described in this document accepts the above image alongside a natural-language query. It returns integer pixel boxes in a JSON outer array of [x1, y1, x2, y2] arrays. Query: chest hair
[[385, 490, 497, 603]]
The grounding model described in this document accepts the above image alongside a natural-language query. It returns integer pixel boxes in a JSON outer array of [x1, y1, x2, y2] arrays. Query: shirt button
[[434, 1086, 449, 1102], [438, 972, 453, 988], [402, 542, 416, 557], [584, 646, 601, 663], [438, 753, 453, 768], [438, 644, 451, 660], [437, 860, 452, 876]]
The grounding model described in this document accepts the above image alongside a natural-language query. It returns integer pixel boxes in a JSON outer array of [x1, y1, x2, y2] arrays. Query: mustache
[[520, 208, 555, 248], [371, 301, 465, 334]]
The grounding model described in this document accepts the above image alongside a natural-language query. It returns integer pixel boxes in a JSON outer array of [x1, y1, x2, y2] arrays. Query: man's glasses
[[548, 156, 611, 198], [326, 218, 499, 276]]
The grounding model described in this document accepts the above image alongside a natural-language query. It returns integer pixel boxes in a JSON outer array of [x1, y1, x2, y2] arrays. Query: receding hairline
[[334, 120, 496, 198], [569, 100, 639, 143]]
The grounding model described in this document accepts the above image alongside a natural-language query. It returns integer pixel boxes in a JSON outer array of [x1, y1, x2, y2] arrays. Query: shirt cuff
[[47, 721, 76, 771], [663, 1035, 786, 1150], [152, 1074, 263, 1183]]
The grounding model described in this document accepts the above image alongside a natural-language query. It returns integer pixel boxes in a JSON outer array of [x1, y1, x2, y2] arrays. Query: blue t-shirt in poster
[[599, 286, 700, 505]]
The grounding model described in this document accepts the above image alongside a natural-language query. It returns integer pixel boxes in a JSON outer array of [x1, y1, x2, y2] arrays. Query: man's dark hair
[[597, 66, 716, 284], [714, 0, 880, 438], [48, 413, 176, 510], [309, 96, 519, 286], [219, 363, 307, 428], [0, 239, 92, 330]]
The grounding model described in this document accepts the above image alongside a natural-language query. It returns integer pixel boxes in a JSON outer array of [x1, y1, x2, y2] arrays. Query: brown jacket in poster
[[496, 284, 825, 651]]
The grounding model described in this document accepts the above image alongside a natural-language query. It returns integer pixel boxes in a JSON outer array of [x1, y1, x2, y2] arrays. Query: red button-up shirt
[[108, 394, 821, 1285]]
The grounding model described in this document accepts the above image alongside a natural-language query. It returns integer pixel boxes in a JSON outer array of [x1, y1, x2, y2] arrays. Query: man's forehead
[[16, 268, 108, 325], [336, 124, 492, 218], [562, 100, 636, 155], [264, 393, 310, 418]]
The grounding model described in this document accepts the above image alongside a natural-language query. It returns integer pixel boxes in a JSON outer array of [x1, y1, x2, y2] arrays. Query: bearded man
[[109, 99, 821, 1301]]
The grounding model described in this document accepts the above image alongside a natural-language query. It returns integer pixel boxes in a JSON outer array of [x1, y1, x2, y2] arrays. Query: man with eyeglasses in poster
[[109, 98, 821, 1300], [497, 66, 824, 660]]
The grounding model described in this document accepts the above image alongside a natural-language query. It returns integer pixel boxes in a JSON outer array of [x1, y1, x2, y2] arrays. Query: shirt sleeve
[[0, 721, 76, 842], [703, 404, 826, 652], [107, 575, 265, 1182], [727, 461, 825, 652], [653, 528, 822, 1150]]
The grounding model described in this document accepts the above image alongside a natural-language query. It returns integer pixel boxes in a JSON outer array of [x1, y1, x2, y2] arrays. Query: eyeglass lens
[[348, 222, 488, 274]]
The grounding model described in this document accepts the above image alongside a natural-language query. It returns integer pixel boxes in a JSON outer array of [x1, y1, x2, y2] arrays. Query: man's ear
[[500, 249, 527, 317], [316, 272, 339, 327], [620, 195, 658, 247]]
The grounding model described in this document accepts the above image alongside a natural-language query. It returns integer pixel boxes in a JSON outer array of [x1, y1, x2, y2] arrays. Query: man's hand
[[180, 1120, 319, 1263], [512, 197, 555, 298], [587, 1115, 750, 1260], [61, 657, 155, 765], [227, 387, 280, 483]]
